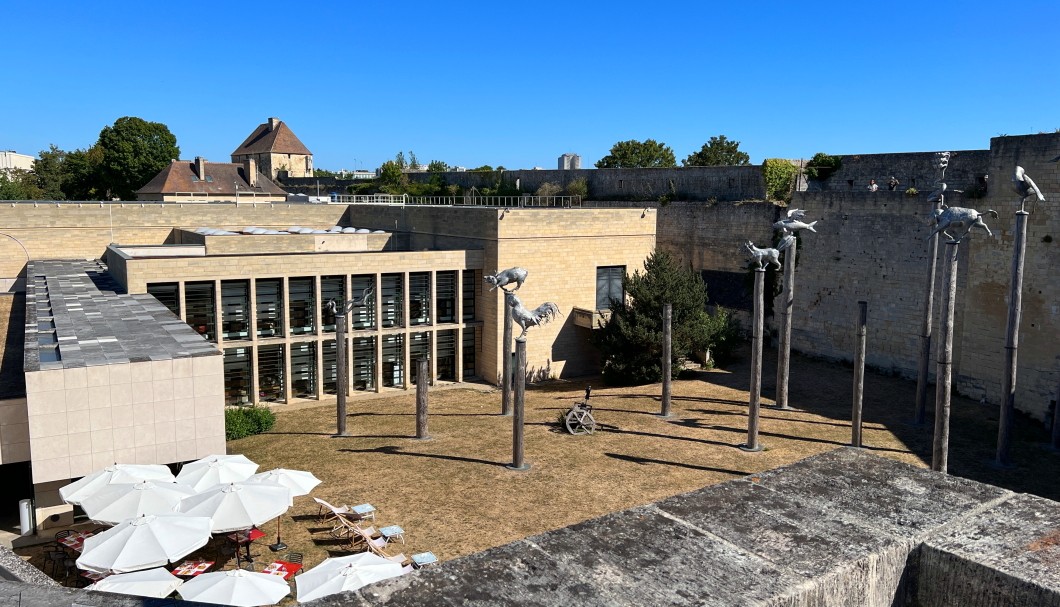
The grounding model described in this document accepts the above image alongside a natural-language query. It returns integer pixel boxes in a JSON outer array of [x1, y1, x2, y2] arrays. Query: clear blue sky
[[4, 1, 1058, 171]]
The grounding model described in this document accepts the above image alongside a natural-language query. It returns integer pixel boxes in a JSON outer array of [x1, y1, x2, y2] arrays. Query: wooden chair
[[314, 497, 353, 523]]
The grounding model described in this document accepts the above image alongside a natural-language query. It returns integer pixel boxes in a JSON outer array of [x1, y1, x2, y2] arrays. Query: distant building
[[558, 153, 581, 170], [0, 151, 34, 173], [231, 117, 314, 180], [136, 157, 288, 203]]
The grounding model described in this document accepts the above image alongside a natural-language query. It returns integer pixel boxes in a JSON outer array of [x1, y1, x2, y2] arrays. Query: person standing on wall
[[868, 179, 879, 192], [888, 176, 900, 191]]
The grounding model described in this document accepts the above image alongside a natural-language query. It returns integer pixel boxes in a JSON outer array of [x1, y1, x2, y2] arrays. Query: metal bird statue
[[773, 208, 817, 234], [1012, 165, 1045, 212], [506, 292, 561, 340], [927, 182, 947, 204]]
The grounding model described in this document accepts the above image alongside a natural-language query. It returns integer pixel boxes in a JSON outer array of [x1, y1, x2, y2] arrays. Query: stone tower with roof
[[231, 117, 313, 180]]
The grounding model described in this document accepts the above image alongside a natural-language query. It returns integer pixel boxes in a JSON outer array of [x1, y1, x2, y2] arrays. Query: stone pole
[[852, 301, 868, 448], [996, 210, 1029, 466], [660, 303, 672, 418], [333, 305, 350, 438], [1052, 380, 1060, 451], [415, 357, 429, 440], [501, 304, 513, 416], [775, 238, 798, 410], [932, 241, 959, 473], [507, 338, 530, 471], [742, 268, 765, 452], [916, 152, 950, 425]]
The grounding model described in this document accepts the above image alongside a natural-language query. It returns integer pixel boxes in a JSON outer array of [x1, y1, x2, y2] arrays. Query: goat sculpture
[[744, 236, 794, 270], [506, 292, 561, 339], [484, 267, 528, 292], [928, 206, 998, 241]]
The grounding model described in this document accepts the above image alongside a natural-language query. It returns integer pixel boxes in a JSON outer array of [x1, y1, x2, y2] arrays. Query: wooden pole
[[742, 268, 765, 452], [660, 303, 672, 418], [997, 211, 1028, 466], [333, 310, 349, 437], [507, 338, 529, 470], [852, 301, 868, 448], [501, 297, 513, 416], [915, 225, 941, 425], [416, 357, 429, 440], [776, 238, 797, 410], [932, 241, 959, 473], [1052, 379, 1060, 451]]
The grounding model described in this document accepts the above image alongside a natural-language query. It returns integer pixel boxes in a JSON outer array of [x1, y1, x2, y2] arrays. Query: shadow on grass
[[611, 394, 750, 407], [686, 408, 864, 430], [687, 422, 914, 456], [595, 426, 742, 449], [339, 445, 502, 467], [605, 452, 749, 475], [538, 406, 662, 417]]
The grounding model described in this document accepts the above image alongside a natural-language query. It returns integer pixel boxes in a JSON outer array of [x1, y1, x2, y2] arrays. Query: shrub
[[905, 187, 919, 197], [535, 182, 562, 197], [566, 178, 588, 198], [225, 406, 276, 441], [804, 153, 841, 180], [702, 306, 742, 366], [763, 159, 798, 202]]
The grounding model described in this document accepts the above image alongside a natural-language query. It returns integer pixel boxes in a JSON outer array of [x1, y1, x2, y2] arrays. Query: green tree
[[0, 169, 42, 200], [394, 151, 407, 170], [377, 161, 408, 193], [427, 160, 448, 173], [470, 165, 494, 172], [63, 146, 104, 200], [566, 177, 588, 197], [408, 151, 419, 170], [97, 117, 179, 200], [762, 158, 798, 202], [804, 152, 842, 180], [34, 145, 67, 199], [535, 182, 561, 197], [595, 139, 676, 168], [591, 251, 736, 385], [682, 135, 750, 167]]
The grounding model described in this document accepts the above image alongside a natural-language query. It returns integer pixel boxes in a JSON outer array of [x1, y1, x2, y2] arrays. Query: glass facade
[[256, 279, 283, 337], [596, 266, 625, 311], [350, 275, 376, 330], [351, 336, 376, 391], [184, 281, 216, 341], [462, 270, 476, 321], [290, 342, 317, 399], [381, 334, 404, 387], [463, 327, 477, 377], [147, 282, 180, 317], [437, 329, 456, 381], [409, 272, 430, 326], [221, 280, 250, 340], [224, 347, 252, 406], [409, 332, 430, 385], [288, 278, 316, 335], [322, 339, 338, 395], [257, 344, 285, 402], [320, 276, 345, 332], [380, 274, 403, 328], [436, 271, 457, 324]]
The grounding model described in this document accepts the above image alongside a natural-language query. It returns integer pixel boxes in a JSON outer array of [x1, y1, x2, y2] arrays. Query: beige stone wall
[[23, 356, 225, 485], [0, 397, 29, 464]]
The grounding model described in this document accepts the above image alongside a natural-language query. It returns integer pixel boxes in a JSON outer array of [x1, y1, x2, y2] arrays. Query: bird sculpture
[[927, 182, 947, 204], [506, 292, 561, 340], [773, 208, 817, 235], [1012, 166, 1045, 212]]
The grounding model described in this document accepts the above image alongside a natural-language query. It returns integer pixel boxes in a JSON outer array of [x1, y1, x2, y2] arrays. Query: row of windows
[[148, 271, 477, 342]]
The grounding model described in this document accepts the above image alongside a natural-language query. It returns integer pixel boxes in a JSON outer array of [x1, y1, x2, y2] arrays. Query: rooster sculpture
[[506, 292, 561, 339], [1012, 166, 1045, 212]]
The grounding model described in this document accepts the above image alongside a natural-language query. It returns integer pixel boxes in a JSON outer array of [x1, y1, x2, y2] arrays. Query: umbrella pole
[[270, 517, 287, 552]]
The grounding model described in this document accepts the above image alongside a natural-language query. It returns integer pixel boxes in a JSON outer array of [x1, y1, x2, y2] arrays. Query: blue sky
[[4, 1, 1058, 171]]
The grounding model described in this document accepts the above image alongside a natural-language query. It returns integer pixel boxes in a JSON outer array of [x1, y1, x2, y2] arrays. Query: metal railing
[[329, 194, 581, 207]]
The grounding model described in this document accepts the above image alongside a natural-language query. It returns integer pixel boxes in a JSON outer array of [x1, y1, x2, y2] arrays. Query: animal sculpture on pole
[[773, 208, 818, 235], [484, 267, 528, 292], [744, 236, 794, 270], [928, 206, 998, 241], [1012, 166, 1045, 212], [506, 292, 561, 339]]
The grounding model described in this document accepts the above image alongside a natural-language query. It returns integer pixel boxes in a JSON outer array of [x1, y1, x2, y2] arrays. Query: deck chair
[[385, 553, 406, 565], [314, 497, 353, 523], [328, 517, 364, 544], [399, 564, 414, 575]]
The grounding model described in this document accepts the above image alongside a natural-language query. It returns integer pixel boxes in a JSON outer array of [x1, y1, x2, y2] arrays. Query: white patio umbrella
[[80, 481, 197, 525], [177, 482, 291, 534], [59, 464, 175, 506], [76, 514, 212, 574], [175, 454, 259, 493], [177, 569, 290, 607], [245, 469, 321, 551], [86, 566, 184, 598], [295, 552, 404, 603]]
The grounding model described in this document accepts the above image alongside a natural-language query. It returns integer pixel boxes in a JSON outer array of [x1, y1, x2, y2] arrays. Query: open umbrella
[[85, 566, 183, 598], [295, 552, 404, 603], [175, 454, 259, 493], [77, 514, 212, 574], [59, 464, 175, 506], [178, 569, 290, 607], [80, 481, 197, 525], [245, 468, 322, 550], [177, 482, 291, 534]]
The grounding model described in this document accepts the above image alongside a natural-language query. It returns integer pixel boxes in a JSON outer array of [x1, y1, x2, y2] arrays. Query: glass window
[[352, 336, 376, 391], [224, 347, 252, 406], [436, 271, 457, 324], [409, 272, 431, 326], [288, 277, 316, 335], [380, 274, 403, 329], [596, 266, 625, 311], [322, 339, 338, 395], [256, 278, 284, 338], [437, 329, 456, 381], [257, 344, 286, 403], [320, 276, 345, 332], [147, 282, 180, 317], [350, 275, 376, 330], [221, 280, 250, 340], [409, 332, 430, 385], [185, 281, 216, 341], [462, 327, 477, 378], [290, 342, 317, 399], [381, 334, 404, 387], [462, 270, 476, 321]]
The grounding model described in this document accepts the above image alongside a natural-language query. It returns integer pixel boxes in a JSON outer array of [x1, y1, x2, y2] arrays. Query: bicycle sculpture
[[564, 386, 597, 435]]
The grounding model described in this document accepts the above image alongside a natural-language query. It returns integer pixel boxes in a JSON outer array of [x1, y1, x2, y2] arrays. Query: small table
[[261, 560, 302, 580], [172, 560, 214, 577], [227, 528, 266, 562], [351, 503, 376, 520], [410, 552, 437, 568], [58, 531, 94, 553], [378, 525, 405, 544]]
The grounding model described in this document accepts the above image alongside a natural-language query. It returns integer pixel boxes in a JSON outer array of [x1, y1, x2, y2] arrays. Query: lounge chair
[[399, 564, 415, 575], [314, 497, 353, 523]]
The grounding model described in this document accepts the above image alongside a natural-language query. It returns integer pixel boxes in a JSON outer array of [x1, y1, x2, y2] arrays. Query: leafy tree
[[470, 165, 494, 172], [762, 158, 798, 202], [683, 135, 750, 167], [97, 117, 179, 200], [394, 151, 407, 170], [34, 145, 67, 199], [535, 182, 561, 197], [62, 146, 104, 200], [408, 151, 419, 170], [591, 251, 737, 385], [0, 169, 42, 200], [377, 161, 407, 192], [595, 139, 676, 168], [566, 177, 588, 197], [427, 160, 448, 173], [804, 152, 842, 180]]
